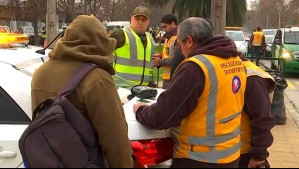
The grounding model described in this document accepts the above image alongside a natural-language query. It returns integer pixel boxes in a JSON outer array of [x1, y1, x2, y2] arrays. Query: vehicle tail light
[[131, 137, 174, 167]]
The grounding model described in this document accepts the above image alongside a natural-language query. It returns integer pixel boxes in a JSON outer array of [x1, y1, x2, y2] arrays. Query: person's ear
[[186, 36, 194, 48]]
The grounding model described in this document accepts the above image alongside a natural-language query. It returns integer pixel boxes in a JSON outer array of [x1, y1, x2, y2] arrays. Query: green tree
[[247, 0, 298, 29], [145, 0, 247, 26], [226, 0, 247, 26]]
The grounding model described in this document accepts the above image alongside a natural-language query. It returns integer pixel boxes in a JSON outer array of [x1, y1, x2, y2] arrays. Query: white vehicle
[[225, 27, 248, 55], [0, 45, 172, 168], [263, 29, 277, 57], [106, 21, 130, 31]]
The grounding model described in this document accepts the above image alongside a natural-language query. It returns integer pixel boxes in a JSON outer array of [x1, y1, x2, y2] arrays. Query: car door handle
[[0, 151, 17, 158]]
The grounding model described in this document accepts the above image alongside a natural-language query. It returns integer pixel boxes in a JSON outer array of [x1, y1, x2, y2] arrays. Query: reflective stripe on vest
[[240, 61, 275, 154], [173, 54, 247, 164], [162, 35, 177, 80], [252, 32, 263, 46], [114, 28, 154, 85]]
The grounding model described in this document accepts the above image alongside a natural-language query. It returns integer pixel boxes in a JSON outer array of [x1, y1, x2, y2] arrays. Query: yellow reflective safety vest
[[114, 28, 154, 85], [252, 31, 263, 46], [173, 54, 247, 164], [161, 35, 176, 80], [240, 61, 275, 154]]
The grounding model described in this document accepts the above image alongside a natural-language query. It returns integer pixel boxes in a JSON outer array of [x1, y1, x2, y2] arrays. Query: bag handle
[[59, 63, 96, 97]]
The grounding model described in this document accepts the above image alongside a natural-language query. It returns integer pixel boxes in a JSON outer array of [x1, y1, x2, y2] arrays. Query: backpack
[[19, 63, 108, 168]]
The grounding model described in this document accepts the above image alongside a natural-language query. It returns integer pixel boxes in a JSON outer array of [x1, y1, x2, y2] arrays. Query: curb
[[284, 94, 299, 129]]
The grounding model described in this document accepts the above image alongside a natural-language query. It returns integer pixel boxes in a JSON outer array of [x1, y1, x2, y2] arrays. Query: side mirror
[[274, 39, 281, 45], [245, 38, 250, 42]]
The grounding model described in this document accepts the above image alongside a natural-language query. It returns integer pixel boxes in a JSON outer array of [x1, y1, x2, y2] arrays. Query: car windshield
[[265, 35, 274, 44], [106, 25, 122, 31], [263, 30, 276, 36], [284, 31, 299, 44], [225, 31, 244, 41]]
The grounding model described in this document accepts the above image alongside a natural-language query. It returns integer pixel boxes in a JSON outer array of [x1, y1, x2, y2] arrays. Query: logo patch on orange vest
[[232, 76, 241, 94]]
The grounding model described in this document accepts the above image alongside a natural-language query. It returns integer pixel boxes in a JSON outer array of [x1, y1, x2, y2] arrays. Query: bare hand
[[153, 53, 162, 59], [153, 57, 161, 67], [248, 158, 266, 168], [133, 102, 148, 114]]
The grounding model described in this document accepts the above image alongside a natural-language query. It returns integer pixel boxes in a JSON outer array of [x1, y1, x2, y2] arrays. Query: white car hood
[[0, 46, 50, 64], [119, 88, 171, 140]]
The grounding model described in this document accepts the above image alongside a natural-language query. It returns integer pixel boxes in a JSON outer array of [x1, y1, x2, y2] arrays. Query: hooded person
[[31, 15, 133, 168]]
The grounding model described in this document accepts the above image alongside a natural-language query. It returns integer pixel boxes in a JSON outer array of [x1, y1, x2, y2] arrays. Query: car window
[[284, 31, 299, 44], [225, 31, 244, 41], [263, 30, 276, 36], [265, 36, 274, 44], [0, 86, 30, 124]]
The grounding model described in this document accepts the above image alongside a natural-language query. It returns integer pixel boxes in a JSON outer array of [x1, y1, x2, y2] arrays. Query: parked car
[[271, 27, 299, 74], [263, 29, 277, 57], [225, 27, 248, 55], [0, 45, 172, 168], [105, 21, 130, 33]]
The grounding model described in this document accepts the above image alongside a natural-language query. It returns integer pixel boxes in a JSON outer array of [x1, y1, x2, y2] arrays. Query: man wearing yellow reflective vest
[[110, 6, 155, 86], [133, 17, 247, 168], [249, 26, 266, 66], [153, 14, 185, 89], [238, 54, 276, 168]]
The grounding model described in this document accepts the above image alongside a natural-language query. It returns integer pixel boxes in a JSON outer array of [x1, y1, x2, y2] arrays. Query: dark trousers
[[252, 46, 263, 62], [171, 158, 240, 168]]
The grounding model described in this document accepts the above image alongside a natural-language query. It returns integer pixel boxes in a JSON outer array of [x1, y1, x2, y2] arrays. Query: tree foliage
[[247, 0, 298, 29], [145, 0, 247, 26]]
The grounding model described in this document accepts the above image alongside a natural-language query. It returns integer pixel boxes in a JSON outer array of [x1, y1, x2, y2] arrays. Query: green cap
[[132, 6, 150, 19]]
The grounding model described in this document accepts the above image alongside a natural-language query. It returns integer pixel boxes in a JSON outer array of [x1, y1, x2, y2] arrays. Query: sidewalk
[[268, 95, 299, 168]]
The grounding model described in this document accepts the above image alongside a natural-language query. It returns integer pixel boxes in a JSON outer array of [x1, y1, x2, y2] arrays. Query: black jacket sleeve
[[110, 29, 125, 49], [136, 62, 205, 129], [244, 76, 276, 161]]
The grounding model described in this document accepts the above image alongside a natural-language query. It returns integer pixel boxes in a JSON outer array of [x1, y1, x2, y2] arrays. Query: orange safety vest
[[173, 54, 247, 164], [161, 35, 177, 80], [252, 31, 263, 46]]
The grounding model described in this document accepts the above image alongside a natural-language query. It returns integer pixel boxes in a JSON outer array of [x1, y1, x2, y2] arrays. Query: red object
[[131, 137, 174, 167], [43, 39, 47, 48]]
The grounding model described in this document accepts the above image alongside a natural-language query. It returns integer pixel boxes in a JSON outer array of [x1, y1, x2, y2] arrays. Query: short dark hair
[[256, 26, 261, 31], [161, 14, 178, 25]]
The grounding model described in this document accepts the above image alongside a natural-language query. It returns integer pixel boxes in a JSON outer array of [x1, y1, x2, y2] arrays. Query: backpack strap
[[59, 63, 97, 96]]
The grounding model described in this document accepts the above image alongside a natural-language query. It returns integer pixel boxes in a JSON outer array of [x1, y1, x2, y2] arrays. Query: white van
[[106, 21, 130, 31]]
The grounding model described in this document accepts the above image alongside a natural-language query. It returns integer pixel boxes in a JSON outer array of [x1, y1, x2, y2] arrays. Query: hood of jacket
[[49, 15, 116, 75], [189, 35, 240, 59]]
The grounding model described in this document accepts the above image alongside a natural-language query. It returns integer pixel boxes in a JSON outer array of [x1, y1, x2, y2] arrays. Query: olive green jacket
[[31, 15, 133, 168]]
